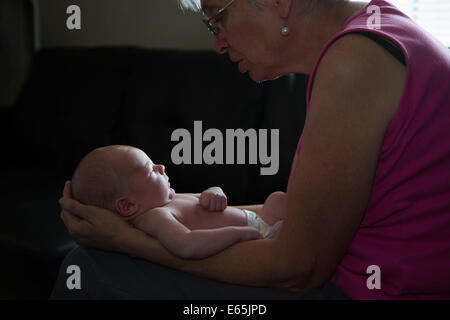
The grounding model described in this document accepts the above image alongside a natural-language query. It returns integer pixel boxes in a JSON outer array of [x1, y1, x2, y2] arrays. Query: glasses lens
[[211, 22, 220, 35], [202, 19, 216, 35]]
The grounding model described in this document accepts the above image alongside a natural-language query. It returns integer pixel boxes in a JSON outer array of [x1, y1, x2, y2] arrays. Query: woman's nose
[[213, 35, 229, 54]]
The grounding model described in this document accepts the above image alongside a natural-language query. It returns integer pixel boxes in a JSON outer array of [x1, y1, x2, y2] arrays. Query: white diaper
[[243, 209, 283, 239]]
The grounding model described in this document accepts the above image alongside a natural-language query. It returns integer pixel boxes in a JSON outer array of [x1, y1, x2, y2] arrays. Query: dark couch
[[0, 47, 308, 299]]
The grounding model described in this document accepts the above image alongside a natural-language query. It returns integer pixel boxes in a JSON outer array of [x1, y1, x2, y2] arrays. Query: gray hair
[[178, 0, 201, 11], [178, 0, 342, 15]]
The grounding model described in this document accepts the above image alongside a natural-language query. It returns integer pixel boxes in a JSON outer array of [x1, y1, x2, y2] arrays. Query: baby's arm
[[199, 186, 227, 212], [134, 208, 261, 259], [176, 187, 227, 212]]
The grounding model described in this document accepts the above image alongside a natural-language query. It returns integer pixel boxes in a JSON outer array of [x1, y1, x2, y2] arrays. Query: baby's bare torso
[[143, 194, 248, 230], [130, 191, 287, 234]]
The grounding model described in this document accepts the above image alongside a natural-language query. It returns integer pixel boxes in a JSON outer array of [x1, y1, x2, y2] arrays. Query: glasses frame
[[202, 0, 236, 36]]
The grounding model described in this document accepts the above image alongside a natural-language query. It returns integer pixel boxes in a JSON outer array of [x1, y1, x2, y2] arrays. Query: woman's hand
[[59, 181, 131, 252]]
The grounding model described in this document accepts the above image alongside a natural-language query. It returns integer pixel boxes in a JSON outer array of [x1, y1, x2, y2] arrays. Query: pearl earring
[[281, 26, 290, 36]]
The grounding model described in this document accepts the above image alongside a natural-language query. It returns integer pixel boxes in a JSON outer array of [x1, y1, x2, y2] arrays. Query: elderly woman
[[56, 0, 450, 299]]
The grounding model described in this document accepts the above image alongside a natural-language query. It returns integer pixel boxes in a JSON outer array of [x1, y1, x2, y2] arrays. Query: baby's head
[[71, 145, 175, 218]]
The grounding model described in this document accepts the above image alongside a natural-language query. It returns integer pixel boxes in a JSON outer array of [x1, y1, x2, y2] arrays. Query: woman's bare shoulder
[[313, 32, 406, 125], [280, 32, 407, 288]]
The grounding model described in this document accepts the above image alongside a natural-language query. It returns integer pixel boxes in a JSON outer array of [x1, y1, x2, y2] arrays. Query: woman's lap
[[50, 246, 349, 300]]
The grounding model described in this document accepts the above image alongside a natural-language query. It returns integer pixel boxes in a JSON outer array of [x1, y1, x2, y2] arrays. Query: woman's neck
[[282, 1, 370, 74]]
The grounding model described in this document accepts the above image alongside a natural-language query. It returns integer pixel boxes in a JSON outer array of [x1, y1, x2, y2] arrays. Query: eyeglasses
[[202, 0, 236, 36]]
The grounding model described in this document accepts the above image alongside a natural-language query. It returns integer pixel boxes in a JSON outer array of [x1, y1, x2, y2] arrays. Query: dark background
[[0, 0, 308, 299]]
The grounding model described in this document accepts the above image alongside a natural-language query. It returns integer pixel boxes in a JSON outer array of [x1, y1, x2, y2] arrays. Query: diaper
[[243, 209, 283, 239]]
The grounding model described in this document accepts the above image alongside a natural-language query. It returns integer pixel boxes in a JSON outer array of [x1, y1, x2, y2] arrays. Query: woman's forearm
[[117, 227, 309, 290]]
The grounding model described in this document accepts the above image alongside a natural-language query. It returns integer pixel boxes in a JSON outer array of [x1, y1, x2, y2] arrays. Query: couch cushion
[[9, 47, 133, 176]]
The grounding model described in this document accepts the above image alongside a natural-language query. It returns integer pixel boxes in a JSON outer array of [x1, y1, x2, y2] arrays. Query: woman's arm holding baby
[[60, 182, 308, 291], [118, 225, 303, 287]]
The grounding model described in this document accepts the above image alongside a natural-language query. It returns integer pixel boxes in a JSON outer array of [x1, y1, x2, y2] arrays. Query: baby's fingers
[[199, 193, 209, 208], [211, 197, 219, 211], [213, 195, 225, 211], [204, 196, 214, 211], [214, 196, 221, 211]]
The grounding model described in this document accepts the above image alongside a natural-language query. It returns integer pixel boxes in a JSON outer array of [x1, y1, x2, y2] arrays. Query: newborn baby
[[71, 145, 285, 259]]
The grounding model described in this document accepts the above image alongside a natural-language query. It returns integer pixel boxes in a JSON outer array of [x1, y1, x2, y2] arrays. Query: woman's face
[[203, 0, 288, 82]]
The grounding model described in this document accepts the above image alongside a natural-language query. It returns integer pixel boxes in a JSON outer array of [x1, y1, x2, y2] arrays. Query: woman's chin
[[248, 70, 272, 83], [248, 71, 265, 83]]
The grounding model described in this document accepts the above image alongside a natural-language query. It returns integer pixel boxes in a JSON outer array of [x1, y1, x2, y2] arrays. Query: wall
[[0, 0, 35, 107], [37, 0, 212, 50], [0, 0, 212, 107]]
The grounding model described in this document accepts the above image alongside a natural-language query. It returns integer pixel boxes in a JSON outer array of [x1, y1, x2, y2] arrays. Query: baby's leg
[[257, 191, 287, 226]]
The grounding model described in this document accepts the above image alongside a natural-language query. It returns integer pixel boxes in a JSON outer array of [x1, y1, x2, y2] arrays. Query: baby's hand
[[199, 187, 227, 211]]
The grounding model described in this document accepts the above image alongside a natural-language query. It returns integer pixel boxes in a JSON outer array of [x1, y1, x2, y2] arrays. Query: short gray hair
[[178, 0, 267, 11], [178, 0, 341, 16], [178, 0, 201, 11]]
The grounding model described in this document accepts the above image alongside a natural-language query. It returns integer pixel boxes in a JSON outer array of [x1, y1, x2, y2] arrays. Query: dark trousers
[[50, 246, 349, 300]]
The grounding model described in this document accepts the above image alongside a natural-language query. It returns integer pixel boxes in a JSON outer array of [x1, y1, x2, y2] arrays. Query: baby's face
[[122, 148, 175, 211]]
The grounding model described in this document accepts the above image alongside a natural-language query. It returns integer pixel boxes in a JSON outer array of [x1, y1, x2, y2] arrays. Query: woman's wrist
[[116, 226, 166, 262], [114, 226, 139, 256], [117, 226, 186, 269]]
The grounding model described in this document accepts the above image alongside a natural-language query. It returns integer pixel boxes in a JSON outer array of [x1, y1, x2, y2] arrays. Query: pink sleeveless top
[[296, 0, 450, 299]]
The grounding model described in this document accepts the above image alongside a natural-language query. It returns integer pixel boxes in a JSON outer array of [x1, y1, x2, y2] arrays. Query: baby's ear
[[115, 197, 138, 217]]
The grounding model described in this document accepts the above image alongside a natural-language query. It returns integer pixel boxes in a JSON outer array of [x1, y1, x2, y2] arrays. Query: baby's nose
[[157, 164, 165, 174]]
